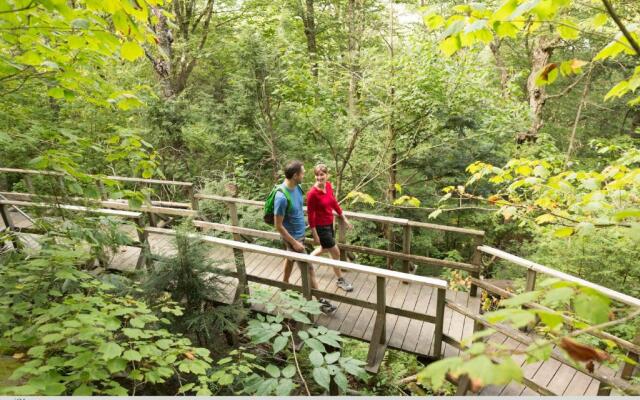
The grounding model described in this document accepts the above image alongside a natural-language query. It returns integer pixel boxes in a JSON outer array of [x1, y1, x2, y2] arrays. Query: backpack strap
[[277, 184, 294, 213]]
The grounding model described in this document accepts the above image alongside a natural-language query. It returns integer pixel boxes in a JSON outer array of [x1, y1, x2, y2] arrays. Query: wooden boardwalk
[[0, 210, 611, 396]]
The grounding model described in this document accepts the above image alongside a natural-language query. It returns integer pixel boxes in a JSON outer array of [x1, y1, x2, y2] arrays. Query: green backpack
[[263, 184, 303, 225]]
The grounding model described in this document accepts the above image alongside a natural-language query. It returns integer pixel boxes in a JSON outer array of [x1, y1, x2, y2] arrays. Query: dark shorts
[[316, 224, 336, 249]]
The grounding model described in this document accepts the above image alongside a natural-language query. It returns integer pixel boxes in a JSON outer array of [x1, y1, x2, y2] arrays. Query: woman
[[307, 163, 354, 292]]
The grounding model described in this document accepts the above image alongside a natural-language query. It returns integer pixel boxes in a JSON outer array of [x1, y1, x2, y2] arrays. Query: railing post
[[469, 236, 483, 297], [433, 288, 446, 358], [227, 201, 249, 302], [366, 276, 388, 373], [134, 216, 151, 270], [299, 261, 313, 301], [23, 175, 34, 193], [337, 218, 346, 262], [621, 332, 640, 380], [0, 203, 20, 250], [97, 179, 108, 201], [402, 224, 412, 274], [385, 223, 393, 269], [144, 182, 158, 227], [525, 269, 537, 291], [188, 186, 198, 213]]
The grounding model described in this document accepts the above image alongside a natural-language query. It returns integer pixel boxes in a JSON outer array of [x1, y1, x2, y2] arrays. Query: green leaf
[[276, 378, 295, 396], [100, 342, 123, 360], [535, 310, 563, 331], [129, 317, 145, 328], [121, 41, 144, 61], [557, 19, 580, 40], [304, 338, 326, 353], [334, 370, 348, 392], [107, 357, 128, 374], [313, 367, 331, 390], [218, 373, 234, 386], [324, 351, 340, 365], [42, 333, 65, 343], [417, 357, 463, 389], [291, 311, 311, 324], [72, 384, 94, 396], [273, 335, 288, 355], [123, 350, 142, 361], [542, 287, 574, 306], [574, 292, 609, 324], [43, 382, 66, 395], [27, 345, 46, 358], [265, 364, 280, 378], [500, 290, 541, 307], [282, 364, 296, 379], [47, 87, 65, 99], [553, 227, 574, 238], [526, 341, 553, 363], [309, 350, 324, 367]]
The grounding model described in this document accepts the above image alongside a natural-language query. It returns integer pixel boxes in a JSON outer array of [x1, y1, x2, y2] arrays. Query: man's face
[[293, 166, 305, 184]]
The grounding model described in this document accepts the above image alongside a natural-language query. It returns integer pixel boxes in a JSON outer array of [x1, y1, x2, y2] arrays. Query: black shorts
[[316, 224, 336, 249]]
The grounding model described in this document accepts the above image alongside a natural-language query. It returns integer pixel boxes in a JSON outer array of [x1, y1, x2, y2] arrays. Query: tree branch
[[601, 0, 640, 57]]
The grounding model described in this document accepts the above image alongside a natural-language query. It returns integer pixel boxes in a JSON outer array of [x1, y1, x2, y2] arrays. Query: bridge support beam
[[366, 276, 388, 373]]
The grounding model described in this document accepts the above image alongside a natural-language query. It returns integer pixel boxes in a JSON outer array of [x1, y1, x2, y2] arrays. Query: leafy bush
[[0, 242, 214, 395]]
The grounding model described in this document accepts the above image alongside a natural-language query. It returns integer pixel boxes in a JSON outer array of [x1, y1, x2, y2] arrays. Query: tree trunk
[[147, 0, 214, 99], [519, 36, 559, 143], [301, 0, 319, 79], [565, 68, 593, 166], [489, 38, 509, 96], [336, 0, 362, 198], [385, 0, 396, 269]]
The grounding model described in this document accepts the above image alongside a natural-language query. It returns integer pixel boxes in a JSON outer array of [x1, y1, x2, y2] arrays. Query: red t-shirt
[[306, 181, 343, 228]]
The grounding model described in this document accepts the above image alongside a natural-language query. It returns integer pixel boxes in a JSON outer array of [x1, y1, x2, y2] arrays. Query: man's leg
[[283, 258, 294, 283]]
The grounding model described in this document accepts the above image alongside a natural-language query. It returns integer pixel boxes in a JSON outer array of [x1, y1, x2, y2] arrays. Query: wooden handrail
[[0, 200, 142, 218], [478, 245, 640, 308], [0, 167, 193, 187], [194, 193, 484, 236], [146, 226, 448, 289], [193, 220, 480, 272]]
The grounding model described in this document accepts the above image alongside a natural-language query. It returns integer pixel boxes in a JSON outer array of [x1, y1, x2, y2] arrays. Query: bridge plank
[[564, 371, 592, 396], [388, 282, 421, 349], [402, 285, 433, 353], [546, 363, 577, 395], [338, 273, 376, 335]]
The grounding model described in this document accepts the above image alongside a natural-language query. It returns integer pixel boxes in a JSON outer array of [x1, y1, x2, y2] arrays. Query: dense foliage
[[1, 0, 639, 396]]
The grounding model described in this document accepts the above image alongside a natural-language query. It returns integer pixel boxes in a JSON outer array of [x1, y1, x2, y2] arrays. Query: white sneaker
[[336, 277, 354, 292]]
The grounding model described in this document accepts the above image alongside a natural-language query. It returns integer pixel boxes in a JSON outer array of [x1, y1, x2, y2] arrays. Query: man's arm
[[275, 215, 304, 252]]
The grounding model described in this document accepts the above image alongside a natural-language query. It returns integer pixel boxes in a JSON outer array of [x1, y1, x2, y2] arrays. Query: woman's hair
[[314, 163, 329, 175]]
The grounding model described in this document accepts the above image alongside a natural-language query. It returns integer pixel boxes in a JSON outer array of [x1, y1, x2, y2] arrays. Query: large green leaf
[[313, 367, 330, 390]]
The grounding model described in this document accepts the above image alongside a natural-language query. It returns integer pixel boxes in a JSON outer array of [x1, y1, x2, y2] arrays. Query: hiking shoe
[[336, 277, 354, 292], [319, 298, 337, 315]]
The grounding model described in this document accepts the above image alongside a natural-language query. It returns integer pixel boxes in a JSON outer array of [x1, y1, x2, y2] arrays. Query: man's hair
[[284, 160, 304, 179], [314, 163, 328, 175]]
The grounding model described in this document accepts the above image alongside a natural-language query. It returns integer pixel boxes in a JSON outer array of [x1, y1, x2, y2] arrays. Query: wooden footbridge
[[1, 167, 639, 396]]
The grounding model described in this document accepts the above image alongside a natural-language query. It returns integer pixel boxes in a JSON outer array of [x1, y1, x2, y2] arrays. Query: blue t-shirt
[[274, 183, 305, 240]]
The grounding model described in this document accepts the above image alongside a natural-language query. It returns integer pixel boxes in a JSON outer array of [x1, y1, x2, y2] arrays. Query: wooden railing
[[0, 199, 151, 270], [0, 168, 486, 294], [2, 167, 640, 395]]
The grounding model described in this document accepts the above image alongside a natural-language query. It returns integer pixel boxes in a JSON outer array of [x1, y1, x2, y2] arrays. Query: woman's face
[[315, 170, 328, 185]]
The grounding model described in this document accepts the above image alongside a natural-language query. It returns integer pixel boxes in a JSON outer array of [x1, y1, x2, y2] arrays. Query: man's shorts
[[315, 224, 336, 249]]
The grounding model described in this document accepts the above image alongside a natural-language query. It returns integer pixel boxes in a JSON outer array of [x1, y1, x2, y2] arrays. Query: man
[[274, 160, 337, 314]]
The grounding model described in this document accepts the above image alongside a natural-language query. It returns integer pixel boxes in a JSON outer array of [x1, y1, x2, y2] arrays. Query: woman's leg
[[327, 245, 343, 278]]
